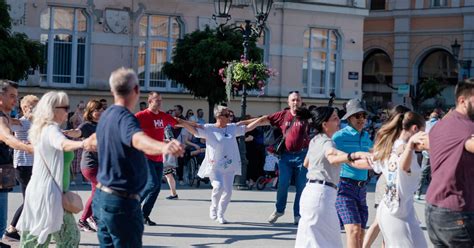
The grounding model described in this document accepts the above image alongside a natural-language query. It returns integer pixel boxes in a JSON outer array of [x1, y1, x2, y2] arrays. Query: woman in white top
[[17, 91, 94, 247], [295, 107, 369, 248], [356, 111, 428, 248], [182, 105, 264, 224]]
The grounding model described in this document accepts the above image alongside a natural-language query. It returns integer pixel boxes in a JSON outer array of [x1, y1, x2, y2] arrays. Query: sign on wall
[[397, 84, 410, 95], [348, 72, 359, 80]]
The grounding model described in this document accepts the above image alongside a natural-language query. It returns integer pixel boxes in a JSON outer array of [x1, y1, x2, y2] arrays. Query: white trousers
[[209, 169, 235, 218], [295, 182, 342, 248], [377, 202, 427, 248]]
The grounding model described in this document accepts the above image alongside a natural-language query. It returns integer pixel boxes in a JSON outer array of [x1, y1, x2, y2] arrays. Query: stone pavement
[[3, 182, 431, 247]]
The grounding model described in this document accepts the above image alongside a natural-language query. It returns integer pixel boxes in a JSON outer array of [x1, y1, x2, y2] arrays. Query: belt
[[96, 183, 140, 201], [340, 177, 367, 187], [308, 179, 337, 190]]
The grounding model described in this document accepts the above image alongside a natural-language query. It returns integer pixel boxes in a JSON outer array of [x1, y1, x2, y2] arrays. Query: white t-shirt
[[263, 154, 278, 172], [196, 123, 245, 177], [371, 139, 421, 218]]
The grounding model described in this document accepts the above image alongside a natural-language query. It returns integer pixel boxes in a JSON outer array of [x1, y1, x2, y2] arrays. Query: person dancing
[[182, 105, 264, 224], [295, 107, 368, 248]]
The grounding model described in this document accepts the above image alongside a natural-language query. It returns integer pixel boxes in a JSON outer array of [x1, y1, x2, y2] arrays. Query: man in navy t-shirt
[[93, 68, 184, 247]]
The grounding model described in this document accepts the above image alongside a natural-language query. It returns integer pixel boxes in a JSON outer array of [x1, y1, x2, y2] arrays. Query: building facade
[[363, 0, 474, 112], [7, 0, 368, 117]]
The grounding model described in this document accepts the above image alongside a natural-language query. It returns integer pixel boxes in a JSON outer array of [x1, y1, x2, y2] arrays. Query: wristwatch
[[347, 152, 355, 162]]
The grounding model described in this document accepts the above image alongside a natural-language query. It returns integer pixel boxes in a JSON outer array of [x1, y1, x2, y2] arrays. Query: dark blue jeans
[[140, 159, 164, 218], [93, 189, 144, 248], [426, 204, 474, 247], [275, 149, 308, 217]]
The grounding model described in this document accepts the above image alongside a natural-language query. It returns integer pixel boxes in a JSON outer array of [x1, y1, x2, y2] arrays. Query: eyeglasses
[[219, 113, 230, 118], [188, 113, 194, 115], [289, 90, 299, 94], [353, 113, 367, 119], [55, 106, 70, 111]]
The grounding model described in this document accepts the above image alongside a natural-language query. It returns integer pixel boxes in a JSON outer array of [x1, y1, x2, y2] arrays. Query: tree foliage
[[0, 0, 43, 81], [162, 26, 262, 118], [411, 77, 448, 110]]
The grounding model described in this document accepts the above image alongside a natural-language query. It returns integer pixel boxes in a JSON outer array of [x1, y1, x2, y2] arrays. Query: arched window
[[40, 7, 88, 86], [418, 49, 457, 85], [302, 28, 340, 97], [138, 15, 182, 91], [362, 50, 393, 110]]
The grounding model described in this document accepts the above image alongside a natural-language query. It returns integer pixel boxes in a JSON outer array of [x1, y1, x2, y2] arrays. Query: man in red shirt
[[243, 91, 310, 225], [425, 79, 474, 247], [135, 92, 178, 226]]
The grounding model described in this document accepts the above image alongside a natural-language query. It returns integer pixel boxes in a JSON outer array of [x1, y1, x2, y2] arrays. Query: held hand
[[409, 131, 428, 150], [63, 129, 74, 137], [352, 152, 371, 161], [163, 139, 185, 157], [26, 144, 34, 154], [83, 134, 97, 152]]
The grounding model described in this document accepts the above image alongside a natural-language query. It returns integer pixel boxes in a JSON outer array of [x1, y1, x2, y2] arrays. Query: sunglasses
[[352, 113, 367, 119], [55, 106, 70, 111], [219, 113, 230, 118], [289, 90, 299, 94]]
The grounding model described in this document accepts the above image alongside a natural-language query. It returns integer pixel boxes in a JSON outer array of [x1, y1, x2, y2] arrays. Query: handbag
[[39, 152, 84, 214], [275, 114, 296, 155], [0, 163, 15, 189]]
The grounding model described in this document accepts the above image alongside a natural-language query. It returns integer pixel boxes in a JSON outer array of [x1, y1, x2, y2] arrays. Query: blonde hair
[[20, 95, 39, 111], [373, 111, 425, 161], [29, 91, 69, 145], [213, 105, 228, 117]]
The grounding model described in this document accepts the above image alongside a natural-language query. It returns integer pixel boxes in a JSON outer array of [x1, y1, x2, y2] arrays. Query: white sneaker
[[217, 217, 227, 224], [209, 208, 217, 220], [268, 211, 284, 224], [87, 216, 98, 230]]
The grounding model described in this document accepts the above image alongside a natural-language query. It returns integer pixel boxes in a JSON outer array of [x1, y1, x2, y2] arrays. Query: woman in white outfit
[[295, 106, 369, 248], [182, 106, 264, 224], [17, 91, 94, 247], [352, 111, 428, 248]]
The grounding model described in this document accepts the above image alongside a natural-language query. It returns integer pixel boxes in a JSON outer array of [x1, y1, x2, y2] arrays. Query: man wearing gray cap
[[333, 98, 373, 248]]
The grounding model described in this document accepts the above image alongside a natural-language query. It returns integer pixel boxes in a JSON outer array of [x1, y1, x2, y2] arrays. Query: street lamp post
[[451, 39, 472, 79], [212, 0, 273, 189]]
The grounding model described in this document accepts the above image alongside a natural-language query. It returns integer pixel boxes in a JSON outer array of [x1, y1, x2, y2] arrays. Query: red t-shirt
[[426, 111, 474, 211], [268, 110, 309, 152], [135, 109, 178, 162]]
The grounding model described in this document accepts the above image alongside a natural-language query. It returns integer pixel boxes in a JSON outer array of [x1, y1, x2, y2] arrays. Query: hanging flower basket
[[219, 57, 278, 101]]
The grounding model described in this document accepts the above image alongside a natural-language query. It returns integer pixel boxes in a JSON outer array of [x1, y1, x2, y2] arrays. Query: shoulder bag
[[274, 113, 297, 155], [39, 152, 83, 214]]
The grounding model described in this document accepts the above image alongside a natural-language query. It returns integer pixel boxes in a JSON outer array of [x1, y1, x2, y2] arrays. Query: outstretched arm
[[325, 147, 372, 169], [238, 116, 271, 127], [175, 118, 199, 136], [132, 131, 185, 157], [0, 117, 33, 153], [245, 115, 269, 133]]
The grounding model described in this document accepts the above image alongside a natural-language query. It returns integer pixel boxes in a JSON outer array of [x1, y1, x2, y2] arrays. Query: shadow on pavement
[[143, 222, 297, 246]]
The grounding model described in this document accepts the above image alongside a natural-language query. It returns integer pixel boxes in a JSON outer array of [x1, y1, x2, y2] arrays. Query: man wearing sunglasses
[[333, 98, 373, 248]]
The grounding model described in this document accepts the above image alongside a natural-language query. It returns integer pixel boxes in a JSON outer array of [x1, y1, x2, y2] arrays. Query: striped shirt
[[11, 117, 33, 168]]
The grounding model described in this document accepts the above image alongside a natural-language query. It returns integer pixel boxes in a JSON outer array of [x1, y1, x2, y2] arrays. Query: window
[[370, 0, 386, 10], [40, 7, 88, 86], [432, 0, 448, 7], [302, 28, 340, 97], [138, 15, 182, 91], [418, 50, 457, 84]]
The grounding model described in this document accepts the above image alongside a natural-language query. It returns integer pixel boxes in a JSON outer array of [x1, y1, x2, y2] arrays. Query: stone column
[[392, 17, 411, 105]]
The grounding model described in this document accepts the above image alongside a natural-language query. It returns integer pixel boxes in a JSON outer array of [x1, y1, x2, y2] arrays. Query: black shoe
[[144, 217, 157, 226], [166, 194, 178, 200], [0, 241, 11, 248], [3, 230, 20, 241]]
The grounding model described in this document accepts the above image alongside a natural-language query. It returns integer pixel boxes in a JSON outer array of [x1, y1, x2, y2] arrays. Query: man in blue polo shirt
[[333, 98, 373, 248], [93, 68, 184, 247]]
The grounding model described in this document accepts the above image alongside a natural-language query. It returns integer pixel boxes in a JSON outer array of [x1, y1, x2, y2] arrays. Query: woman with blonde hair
[[355, 111, 428, 247], [64, 100, 103, 232], [17, 91, 94, 247]]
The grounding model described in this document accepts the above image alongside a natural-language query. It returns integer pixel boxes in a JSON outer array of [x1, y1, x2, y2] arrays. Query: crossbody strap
[[38, 151, 64, 193], [283, 112, 297, 139]]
